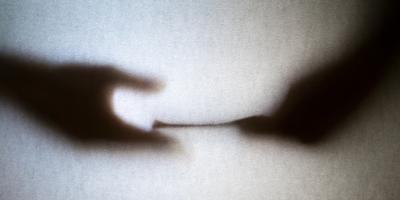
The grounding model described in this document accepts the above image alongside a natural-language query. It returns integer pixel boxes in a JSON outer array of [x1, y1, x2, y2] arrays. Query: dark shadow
[[235, 0, 400, 144], [0, 53, 170, 146]]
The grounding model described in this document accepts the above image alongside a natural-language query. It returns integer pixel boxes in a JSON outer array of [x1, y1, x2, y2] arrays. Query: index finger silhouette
[[234, 0, 400, 144], [0, 53, 170, 146]]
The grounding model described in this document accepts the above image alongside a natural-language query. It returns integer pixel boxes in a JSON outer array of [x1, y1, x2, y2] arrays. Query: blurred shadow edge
[[236, 0, 400, 144], [0, 53, 171, 147]]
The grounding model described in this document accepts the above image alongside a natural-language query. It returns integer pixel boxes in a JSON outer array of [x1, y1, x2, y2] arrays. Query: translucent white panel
[[0, 0, 371, 129]]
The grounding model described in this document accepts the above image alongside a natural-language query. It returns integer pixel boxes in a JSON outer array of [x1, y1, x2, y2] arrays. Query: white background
[[1, 0, 400, 199]]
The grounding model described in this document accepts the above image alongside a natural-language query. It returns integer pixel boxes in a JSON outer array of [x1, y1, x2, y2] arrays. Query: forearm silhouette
[[236, 0, 400, 144]]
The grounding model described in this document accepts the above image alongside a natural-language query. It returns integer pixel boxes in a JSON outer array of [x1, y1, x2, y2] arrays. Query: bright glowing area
[[4, 1, 398, 200], [112, 87, 157, 131]]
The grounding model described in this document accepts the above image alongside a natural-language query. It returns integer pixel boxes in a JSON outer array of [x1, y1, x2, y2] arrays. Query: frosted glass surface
[[0, 0, 371, 126], [1, 1, 400, 200]]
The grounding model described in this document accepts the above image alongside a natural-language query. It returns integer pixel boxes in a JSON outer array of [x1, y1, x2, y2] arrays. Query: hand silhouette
[[235, 0, 400, 144], [0, 54, 169, 144]]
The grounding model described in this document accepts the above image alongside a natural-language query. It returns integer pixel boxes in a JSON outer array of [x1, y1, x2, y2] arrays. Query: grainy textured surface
[[1, 1, 400, 199], [0, 0, 374, 124]]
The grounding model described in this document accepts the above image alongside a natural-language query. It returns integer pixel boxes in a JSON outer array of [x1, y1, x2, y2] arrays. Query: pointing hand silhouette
[[0, 54, 169, 144], [235, 0, 400, 144]]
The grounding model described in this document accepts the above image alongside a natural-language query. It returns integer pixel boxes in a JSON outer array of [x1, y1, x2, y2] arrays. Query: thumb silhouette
[[0, 53, 169, 145]]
